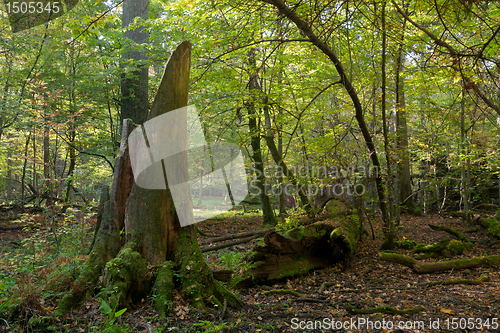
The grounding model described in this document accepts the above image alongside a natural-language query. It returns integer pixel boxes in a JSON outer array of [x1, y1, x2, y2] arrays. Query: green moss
[[55, 243, 108, 315], [379, 252, 416, 267], [487, 219, 500, 238], [396, 239, 417, 250], [175, 227, 243, 309], [445, 240, 466, 256], [101, 242, 150, 311], [413, 238, 450, 254], [153, 261, 174, 317], [330, 229, 343, 238], [282, 225, 327, 242]]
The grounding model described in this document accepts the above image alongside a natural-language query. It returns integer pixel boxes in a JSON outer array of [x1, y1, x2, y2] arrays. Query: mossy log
[[379, 253, 500, 273], [420, 272, 490, 286], [480, 217, 500, 238], [428, 224, 471, 243], [238, 215, 359, 286], [413, 239, 471, 258]]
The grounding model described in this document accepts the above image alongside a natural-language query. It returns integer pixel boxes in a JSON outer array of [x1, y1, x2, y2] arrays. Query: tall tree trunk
[[7, 150, 12, 198], [394, 5, 416, 215], [460, 84, 471, 226], [381, 1, 396, 249], [246, 49, 277, 225], [380, 0, 396, 249], [21, 133, 31, 208], [32, 127, 37, 193], [57, 42, 242, 317], [277, 127, 286, 216], [64, 144, 76, 203], [43, 99, 52, 207], [263, 104, 313, 216], [120, 0, 149, 126]]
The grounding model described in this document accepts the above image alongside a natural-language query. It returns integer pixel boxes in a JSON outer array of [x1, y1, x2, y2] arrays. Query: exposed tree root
[[419, 278, 489, 287], [318, 282, 334, 293], [263, 289, 301, 297], [345, 305, 424, 315]]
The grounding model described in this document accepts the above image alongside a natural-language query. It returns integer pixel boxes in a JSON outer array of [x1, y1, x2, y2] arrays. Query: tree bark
[[380, 1, 396, 249], [120, 0, 149, 126], [246, 49, 277, 225], [394, 12, 416, 215]]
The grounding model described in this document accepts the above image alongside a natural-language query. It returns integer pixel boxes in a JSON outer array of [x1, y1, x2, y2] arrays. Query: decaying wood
[[200, 233, 265, 253], [0, 225, 31, 231], [239, 217, 359, 286], [212, 269, 233, 282], [379, 253, 500, 273], [58, 42, 243, 316], [199, 227, 274, 245]]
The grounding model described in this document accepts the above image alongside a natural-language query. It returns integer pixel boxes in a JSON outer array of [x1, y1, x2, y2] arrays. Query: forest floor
[[1, 206, 499, 332]]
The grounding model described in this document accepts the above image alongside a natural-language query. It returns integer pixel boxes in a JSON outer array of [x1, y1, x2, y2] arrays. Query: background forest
[[1, 0, 500, 332]]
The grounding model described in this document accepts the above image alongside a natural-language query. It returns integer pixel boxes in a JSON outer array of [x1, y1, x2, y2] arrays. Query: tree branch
[[391, 0, 500, 116]]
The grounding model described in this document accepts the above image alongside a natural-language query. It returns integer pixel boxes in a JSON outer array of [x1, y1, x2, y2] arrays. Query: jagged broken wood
[[56, 42, 242, 318]]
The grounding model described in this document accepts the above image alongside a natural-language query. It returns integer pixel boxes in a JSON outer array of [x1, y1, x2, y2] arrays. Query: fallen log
[[379, 253, 500, 274], [480, 217, 500, 238], [0, 225, 33, 231], [200, 233, 265, 253], [413, 238, 471, 258], [238, 214, 360, 286], [428, 224, 471, 243], [198, 227, 274, 245]]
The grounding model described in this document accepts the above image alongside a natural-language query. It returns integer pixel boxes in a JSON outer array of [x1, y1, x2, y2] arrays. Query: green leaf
[[99, 298, 112, 315], [114, 308, 127, 318]]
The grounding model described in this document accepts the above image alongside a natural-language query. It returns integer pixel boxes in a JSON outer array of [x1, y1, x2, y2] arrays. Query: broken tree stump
[[238, 215, 359, 286]]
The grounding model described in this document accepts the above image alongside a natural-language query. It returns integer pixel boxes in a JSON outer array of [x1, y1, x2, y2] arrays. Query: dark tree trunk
[[263, 104, 313, 216], [43, 104, 52, 207], [120, 0, 149, 126], [380, 0, 396, 249], [395, 15, 416, 215], [57, 42, 242, 317], [246, 49, 277, 225]]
